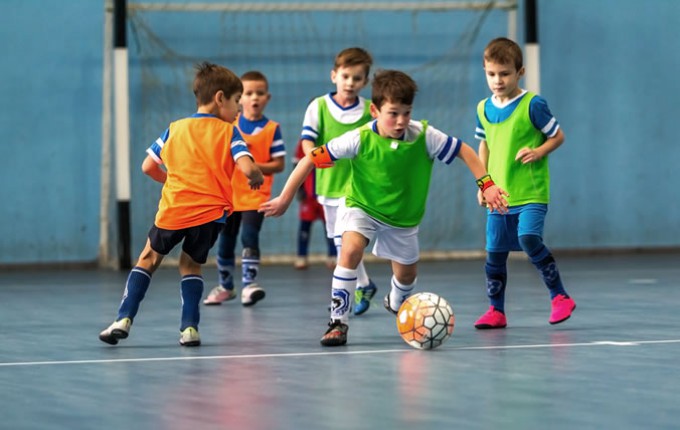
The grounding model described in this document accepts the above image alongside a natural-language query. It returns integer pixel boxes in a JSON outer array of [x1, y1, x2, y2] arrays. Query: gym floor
[[1, 251, 678, 430]]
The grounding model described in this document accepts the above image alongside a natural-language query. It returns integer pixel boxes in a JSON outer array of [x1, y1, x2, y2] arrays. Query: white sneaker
[[99, 318, 132, 345], [241, 283, 266, 307], [179, 327, 201, 347], [203, 285, 237, 305]]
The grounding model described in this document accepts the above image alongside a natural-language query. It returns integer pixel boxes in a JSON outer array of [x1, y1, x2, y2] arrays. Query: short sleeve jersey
[[146, 113, 252, 229]]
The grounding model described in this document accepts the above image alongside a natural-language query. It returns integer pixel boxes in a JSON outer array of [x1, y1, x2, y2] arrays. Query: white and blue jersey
[[237, 114, 286, 159]]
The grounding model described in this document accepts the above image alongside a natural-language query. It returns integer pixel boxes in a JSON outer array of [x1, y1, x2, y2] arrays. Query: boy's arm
[[457, 143, 509, 214], [256, 156, 285, 175], [260, 156, 316, 217], [478, 140, 489, 168], [235, 156, 265, 189], [476, 140, 489, 206], [141, 155, 166, 184], [516, 128, 565, 163], [300, 138, 316, 156]]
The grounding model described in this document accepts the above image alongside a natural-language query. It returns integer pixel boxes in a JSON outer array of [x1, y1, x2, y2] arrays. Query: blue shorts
[[485, 204, 548, 252]]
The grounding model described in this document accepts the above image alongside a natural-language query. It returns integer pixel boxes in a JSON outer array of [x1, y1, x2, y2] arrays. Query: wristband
[[476, 174, 495, 192]]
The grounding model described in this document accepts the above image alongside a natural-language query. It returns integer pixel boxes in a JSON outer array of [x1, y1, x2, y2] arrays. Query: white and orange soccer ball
[[397, 292, 455, 350]]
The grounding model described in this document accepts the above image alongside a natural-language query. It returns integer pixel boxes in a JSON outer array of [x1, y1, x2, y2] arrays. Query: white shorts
[[318, 196, 342, 240], [336, 203, 420, 265]]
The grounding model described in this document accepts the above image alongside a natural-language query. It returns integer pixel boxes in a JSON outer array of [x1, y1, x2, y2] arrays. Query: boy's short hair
[[334, 47, 373, 78], [241, 70, 269, 90], [483, 37, 523, 71], [371, 70, 418, 109], [193, 62, 243, 106]]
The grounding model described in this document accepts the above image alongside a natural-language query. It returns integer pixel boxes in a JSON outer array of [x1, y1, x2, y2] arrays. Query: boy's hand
[[248, 170, 265, 190], [482, 185, 509, 214], [259, 196, 291, 217], [515, 147, 541, 164], [477, 189, 486, 207]]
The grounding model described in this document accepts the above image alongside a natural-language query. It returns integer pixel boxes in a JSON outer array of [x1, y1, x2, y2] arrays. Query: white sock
[[389, 276, 416, 311], [356, 260, 370, 288], [331, 266, 356, 323]]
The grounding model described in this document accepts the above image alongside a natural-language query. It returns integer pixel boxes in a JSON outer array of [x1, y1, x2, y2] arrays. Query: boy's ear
[[369, 103, 379, 118], [330, 69, 337, 83], [518, 66, 526, 77], [214, 90, 224, 105]]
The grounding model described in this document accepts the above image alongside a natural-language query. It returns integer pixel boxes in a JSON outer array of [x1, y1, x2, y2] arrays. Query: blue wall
[[1, 0, 678, 266]]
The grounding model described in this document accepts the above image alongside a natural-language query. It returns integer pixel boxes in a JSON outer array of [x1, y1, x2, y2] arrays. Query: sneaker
[[354, 280, 378, 316], [474, 306, 507, 329], [179, 327, 201, 347], [549, 294, 576, 325], [99, 318, 132, 345], [383, 294, 399, 315], [320, 320, 348, 346], [241, 283, 265, 307], [203, 285, 237, 305], [294, 256, 309, 270]]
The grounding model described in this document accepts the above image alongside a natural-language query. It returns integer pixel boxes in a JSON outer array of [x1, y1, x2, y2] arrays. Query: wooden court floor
[[1, 251, 678, 430]]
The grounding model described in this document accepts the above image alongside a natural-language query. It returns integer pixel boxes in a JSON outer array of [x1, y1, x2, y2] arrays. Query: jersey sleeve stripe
[[437, 137, 461, 164], [146, 147, 162, 164]]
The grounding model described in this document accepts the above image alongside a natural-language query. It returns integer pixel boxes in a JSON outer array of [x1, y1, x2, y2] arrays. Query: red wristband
[[476, 174, 495, 192]]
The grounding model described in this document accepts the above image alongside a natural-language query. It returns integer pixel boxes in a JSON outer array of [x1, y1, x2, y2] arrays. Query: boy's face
[[331, 64, 369, 103], [483, 60, 524, 101], [370, 101, 412, 139], [216, 91, 241, 123], [240, 79, 271, 120]]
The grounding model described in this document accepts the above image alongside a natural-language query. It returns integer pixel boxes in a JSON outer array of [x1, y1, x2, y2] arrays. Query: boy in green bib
[[299, 47, 378, 315], [261, 70, 508, 346], [473, 37, 576, 329]]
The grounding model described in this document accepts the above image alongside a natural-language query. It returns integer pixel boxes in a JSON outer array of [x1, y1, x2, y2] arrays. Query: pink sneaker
[[474, 306, 507, 329], [549, 294, 576, 325]]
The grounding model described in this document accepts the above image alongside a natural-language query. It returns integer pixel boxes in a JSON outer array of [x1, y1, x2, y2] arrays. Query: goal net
[[114, 1, 516, 263]]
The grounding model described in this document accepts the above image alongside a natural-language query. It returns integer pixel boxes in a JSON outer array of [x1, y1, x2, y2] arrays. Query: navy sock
[[117, 267, 151, 321], [519, 235, 567, 299], [485, 252, 508, 313], [180, 275, 203, 331], [216, 256, 235, 290]]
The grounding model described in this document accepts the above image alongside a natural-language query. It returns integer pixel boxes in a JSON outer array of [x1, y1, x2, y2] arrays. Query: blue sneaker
[[353, 280, 378, 316]]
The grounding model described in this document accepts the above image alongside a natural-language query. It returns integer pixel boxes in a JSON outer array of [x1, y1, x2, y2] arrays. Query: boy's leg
[[518, 234, 576, 324], [321, 231, 368, 347], [204, 215, 239, 305], [240, 210, 265, 306], [474, 251, 509, 329], [517, 204, 575, 324], [327, 202, 377, 315], [178, 221, 222, 346], [295, 220, 312, 269], [100, 235, 166, 345], [474, 212, 512, 329], [383, 261, 417, 314]]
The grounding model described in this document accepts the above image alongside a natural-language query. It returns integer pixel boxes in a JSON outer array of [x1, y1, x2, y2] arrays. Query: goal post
[[101, 0, 519, 266]]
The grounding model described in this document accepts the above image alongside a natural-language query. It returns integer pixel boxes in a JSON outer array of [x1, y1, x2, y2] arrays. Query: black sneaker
[[320, 320, 348, 346], [383, 294, 398, 315]]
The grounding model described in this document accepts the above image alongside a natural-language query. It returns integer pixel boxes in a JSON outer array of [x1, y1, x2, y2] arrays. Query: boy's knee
[[518, 234, 543, 255], [395, 273, 416, 285]]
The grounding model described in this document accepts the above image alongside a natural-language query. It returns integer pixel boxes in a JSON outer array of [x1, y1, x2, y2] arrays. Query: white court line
[[1, 339, 679, 368]]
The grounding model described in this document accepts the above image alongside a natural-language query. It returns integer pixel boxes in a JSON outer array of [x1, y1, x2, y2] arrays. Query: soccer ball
[[397, 292, 455, 350]]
